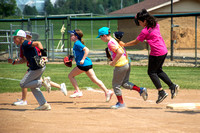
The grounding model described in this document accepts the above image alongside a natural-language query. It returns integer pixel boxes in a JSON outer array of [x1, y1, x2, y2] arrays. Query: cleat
[[70, 91, 83, 98], [60, 83, 67, 96], [170, 84, 179, 99], [43, 76, 51, 93], [156, 90, 168, 104], [35, 103, 51, 110], [106, 90, 114, 102], [111, 102, 125, 109], [139, 87, 148, 101], [13, 99, 27, 106]]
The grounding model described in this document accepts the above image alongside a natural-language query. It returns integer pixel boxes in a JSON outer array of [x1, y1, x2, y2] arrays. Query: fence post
[[62, 20, 65, 52], [195, 16, 197, 67], [170, 0, 174, 61], [45, 14, 48, 57], [67, 16, 71, 55], [10, 24, 13, 59], [27, 18, 32, 32], [51, 24, 55, 61], [21, 15, 24, 30], [91, 13, 93, 50]]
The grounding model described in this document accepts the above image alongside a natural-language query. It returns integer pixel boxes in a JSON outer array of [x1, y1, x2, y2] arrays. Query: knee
[[122, 82, 133, 89], [148, 69, 156, 76], [20, 81, 25, 88], [68, 74, 73, 79], [113, 88, 121, 96]]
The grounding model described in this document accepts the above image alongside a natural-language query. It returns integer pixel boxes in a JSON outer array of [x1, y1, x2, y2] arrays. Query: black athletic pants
[[148, 53, 174, 89]]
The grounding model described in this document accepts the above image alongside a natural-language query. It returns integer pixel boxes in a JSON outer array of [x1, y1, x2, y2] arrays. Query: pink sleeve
[[136, 29, 147, 42]]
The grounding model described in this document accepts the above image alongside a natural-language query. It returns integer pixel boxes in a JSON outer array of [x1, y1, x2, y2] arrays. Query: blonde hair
[[75, 29, 84, 44]]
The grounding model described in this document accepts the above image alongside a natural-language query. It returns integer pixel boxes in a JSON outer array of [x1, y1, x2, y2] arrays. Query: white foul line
[[86, 87, 156, 104], [0, 77, 21, 82]]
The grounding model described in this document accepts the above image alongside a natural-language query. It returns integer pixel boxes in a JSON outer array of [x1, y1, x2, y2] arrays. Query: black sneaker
[[156, 90, 168, 104], [170, 84, 179, 99]]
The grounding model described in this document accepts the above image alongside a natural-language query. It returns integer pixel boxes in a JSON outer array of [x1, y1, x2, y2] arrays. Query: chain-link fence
[[0, 13, 199, 67]]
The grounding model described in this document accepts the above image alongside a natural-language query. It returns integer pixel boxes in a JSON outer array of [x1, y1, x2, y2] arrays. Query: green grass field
[[0, 62, 200, 93]]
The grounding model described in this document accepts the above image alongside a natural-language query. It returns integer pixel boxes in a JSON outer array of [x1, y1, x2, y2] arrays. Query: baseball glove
[[64, 55, 74, 67], [34, 55, 48, 68], [105, 47, 112, 61]]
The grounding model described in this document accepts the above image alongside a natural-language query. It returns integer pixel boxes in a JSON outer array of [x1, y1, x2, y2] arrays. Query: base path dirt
[[0, 89, 200, 133]]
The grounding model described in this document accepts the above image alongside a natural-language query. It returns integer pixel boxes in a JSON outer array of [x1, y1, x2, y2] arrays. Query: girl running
[[68, 29, 113, 102]]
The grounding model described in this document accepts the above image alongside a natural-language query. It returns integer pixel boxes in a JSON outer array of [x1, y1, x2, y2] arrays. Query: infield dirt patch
[[0, 89, 200, 133]]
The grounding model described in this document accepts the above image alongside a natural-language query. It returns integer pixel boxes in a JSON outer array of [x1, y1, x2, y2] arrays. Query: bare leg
[[22, 88, 27, 101], [22, 71, 28, 101], [41, 77, 61, 89], [85, 69, 109, 93], [50, 81, 61, 89], [68, 67, 84, 92]]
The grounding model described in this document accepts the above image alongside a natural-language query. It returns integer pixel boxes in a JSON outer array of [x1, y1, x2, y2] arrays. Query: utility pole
[[121, 0, 123, 9], [171, 0, 174, 61]]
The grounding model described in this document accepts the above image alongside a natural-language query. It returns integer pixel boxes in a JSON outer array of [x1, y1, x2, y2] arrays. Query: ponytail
[[75, 29, 84, 44], [135, 9, 157, 29], [81, 38, 84, 44]]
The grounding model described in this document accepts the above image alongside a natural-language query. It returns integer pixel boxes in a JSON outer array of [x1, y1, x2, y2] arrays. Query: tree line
[[0, 0, 144, 18], [44, 0, 143, 15]]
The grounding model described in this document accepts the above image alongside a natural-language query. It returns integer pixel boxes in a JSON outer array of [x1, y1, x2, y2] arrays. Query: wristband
[[12, 60, 15, 65]]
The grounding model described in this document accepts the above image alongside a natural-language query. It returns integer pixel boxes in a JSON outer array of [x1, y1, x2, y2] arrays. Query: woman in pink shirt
[[120, 9, 179, 104]]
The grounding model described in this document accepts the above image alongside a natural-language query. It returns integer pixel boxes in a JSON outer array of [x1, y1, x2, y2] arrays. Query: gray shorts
[[112, 63, 135, 96], [20, 67, 47, 105]]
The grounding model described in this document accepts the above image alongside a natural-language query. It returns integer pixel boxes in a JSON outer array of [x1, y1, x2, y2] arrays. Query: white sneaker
[[43, 76, 51, 93], [106, 90, 113, 102], [35, 103, 51, 110], [60, 83, 67, 96], [70, 91, 83, 98], [13, 99, 27, 106]]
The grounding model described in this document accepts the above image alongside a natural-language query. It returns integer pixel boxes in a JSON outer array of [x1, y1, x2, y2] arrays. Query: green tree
[[23, 5, 38, 15], [15, 7, 22, 16], [0, 0, 16, 18], [44, 0, 55, 15], [54, 0, 66, 14]]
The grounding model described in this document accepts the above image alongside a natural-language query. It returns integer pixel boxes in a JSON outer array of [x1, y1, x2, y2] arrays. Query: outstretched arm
[[8, 57, 27, 65], [119, 39, 140, 47]]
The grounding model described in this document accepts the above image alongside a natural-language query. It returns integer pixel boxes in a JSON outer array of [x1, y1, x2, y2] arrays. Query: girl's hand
[[80, 59, 85, 64], [119, 41, 125, 47], [109, 61, 115, 67]]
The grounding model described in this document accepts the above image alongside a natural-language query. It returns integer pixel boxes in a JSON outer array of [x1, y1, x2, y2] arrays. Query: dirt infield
[[0, 89, 200, 133]]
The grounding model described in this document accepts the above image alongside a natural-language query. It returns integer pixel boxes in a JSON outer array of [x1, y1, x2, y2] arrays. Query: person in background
[[97, 27, 148, 109], [120, 9, 179, 104], [12, 31, 67, 106], [8, 29, 51, 110], [68, 29, 113, 102]]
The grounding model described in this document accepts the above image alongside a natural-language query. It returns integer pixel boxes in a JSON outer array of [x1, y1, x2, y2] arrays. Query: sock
[[158, 89, 165, 94], [132, 85, 140, 92], [117, 95, 124, 104]]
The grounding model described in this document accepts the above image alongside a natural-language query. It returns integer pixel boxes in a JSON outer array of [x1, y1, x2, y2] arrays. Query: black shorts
[[77, 65, 93, 72]]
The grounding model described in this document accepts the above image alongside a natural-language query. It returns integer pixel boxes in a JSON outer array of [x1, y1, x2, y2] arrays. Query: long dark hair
[[135, 9, 157, 29], [75, 29, 84, 44]]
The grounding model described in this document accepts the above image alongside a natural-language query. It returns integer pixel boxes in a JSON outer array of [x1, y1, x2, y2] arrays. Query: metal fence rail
[[0, 12, 199, 67]]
